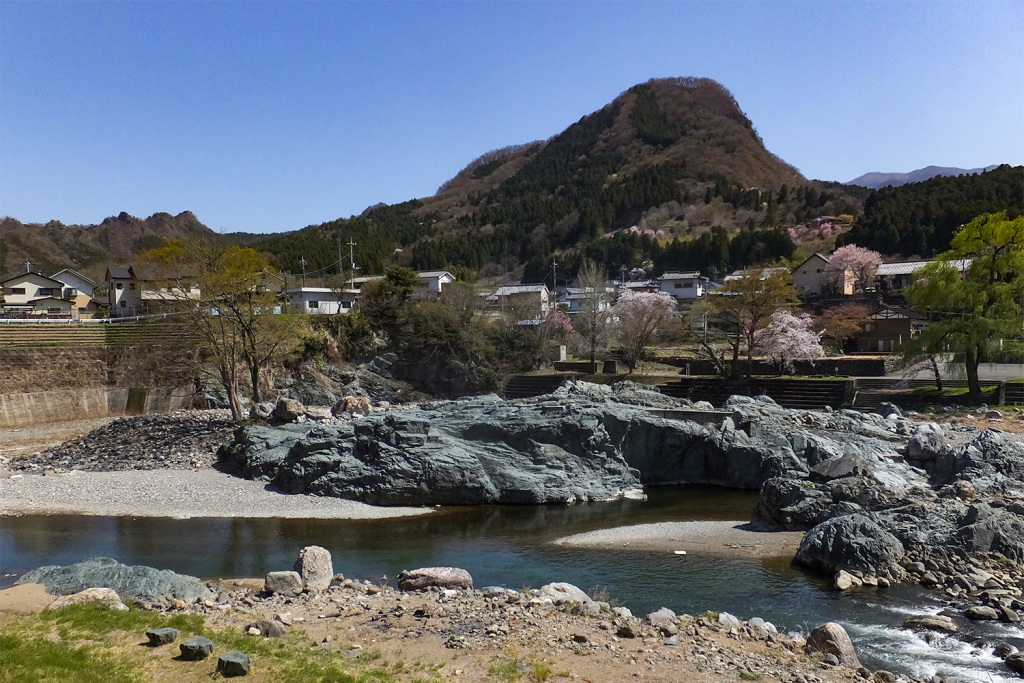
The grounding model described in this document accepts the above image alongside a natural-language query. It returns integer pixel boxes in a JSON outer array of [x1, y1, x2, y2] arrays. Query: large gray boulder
[[806, 622, 862, 669], [796, 514, 905, 576], [539, 582, 591, 605], [397, 567, 473, 591], [16, 557, 211, 603], [273, 398, 305, 423], [907, 423, 944, 461], [293, 546, 333, 592], [263, 571, 303, 596]]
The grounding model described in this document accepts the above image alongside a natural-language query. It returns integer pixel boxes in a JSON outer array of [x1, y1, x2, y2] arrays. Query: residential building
[[855, 306, 928, 352], [413, 271, 456, 300], [875, 259, 972, 293], [555, 286, 615, 314], [657, 272, 709, 301], [791, 253, 854, 296], [0, 271, 74, 318], [616, 280, 660, 295], [105, 266, 145, 316], [286, 287, 358, 314], [486, 284, 552, 318], [51, 269, 102, 318]]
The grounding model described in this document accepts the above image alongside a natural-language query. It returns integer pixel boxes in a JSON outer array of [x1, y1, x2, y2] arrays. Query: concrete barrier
[[0, 386, 192, 428]]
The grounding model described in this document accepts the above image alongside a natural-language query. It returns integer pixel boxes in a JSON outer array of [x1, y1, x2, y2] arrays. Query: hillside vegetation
[[839, 164, 1023, 257], [0, 211, 213, 280]]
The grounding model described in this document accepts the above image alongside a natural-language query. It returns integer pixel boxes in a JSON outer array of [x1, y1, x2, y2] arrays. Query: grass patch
[[1, 604, 444, 683], [739, 673, 763, 681], [0, 631, 143, 683], [488, 658, 523, 681]]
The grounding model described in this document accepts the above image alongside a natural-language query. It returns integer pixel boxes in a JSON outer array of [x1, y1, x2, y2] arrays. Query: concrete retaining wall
[[0, 386, 192, 428]]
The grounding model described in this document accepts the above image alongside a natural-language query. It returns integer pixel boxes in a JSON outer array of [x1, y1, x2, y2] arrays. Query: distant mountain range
[[847, 165, 1000, 189]]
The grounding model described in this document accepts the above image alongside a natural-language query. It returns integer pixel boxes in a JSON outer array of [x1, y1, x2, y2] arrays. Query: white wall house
[[555, 286, 615, 313], [51, 269, 101, 318], [791, 253, 854, 296], [287, 287, 358, 315], [1, 271, 74, 318], [875, 259, 972, 293], [106, 266, 145, 316], [486, 284, 552, 318], [658, 272, 708, 301], [413, 271, 457, 300]]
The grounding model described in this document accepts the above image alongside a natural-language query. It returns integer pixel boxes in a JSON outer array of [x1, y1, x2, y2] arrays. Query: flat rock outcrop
[[217, 381, 1024, 584], [16, 557, 212, 603]]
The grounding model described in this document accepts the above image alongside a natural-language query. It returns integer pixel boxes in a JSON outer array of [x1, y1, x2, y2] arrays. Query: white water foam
[[843, 622, 1017, 683]]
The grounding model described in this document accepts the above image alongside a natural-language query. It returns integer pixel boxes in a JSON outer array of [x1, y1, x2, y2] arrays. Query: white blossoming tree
[[756, 309, 825, 374]]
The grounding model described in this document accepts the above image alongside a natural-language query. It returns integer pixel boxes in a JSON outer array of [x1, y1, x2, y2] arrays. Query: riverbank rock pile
[[6, 410, 234, 473]]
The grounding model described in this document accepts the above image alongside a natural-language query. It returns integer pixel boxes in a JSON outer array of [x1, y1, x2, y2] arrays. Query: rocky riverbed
[[4, 382, 1024, 678], [4, 553, 939, 683]]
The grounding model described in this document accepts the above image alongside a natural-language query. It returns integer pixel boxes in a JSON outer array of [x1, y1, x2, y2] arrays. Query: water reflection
[[5, 485, 1022, 681]]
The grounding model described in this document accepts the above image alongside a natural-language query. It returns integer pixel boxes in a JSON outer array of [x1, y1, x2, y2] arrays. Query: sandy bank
[[555, 520, 804, 558], [0, 468, 430, 520]]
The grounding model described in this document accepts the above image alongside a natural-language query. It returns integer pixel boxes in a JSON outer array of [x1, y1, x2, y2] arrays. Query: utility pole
[[300, 257, 307, 289], [551, 258, 558, 292], [347, 240, 358, 290], [342, 235, 350, 278]]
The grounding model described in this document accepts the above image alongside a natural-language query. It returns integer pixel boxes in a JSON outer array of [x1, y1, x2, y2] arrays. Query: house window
[[682, 282, 693, 288], [674, 283, 682, 289], [129, 283, 136, 290], [10, 287, 25, 295], [864, 323, 876, 332], [120, 301, 126, 308], [816, 268, 824, 273], [47, 307, 62, 314], [116, 283, 123, 290], [39, 288, 56, 296], [309, 300, 319, 309]]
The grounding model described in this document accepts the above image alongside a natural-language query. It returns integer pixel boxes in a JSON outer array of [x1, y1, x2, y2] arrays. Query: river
[[2, 485, 1020, 682]]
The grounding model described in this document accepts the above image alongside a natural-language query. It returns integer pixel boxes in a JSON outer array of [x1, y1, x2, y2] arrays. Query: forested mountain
[[847, 165, 1000, 189], [247, 78, 862, 283], [12, 79, 1011, 285], [0, 211, 214, 281], [838, 164, 1023, 257]]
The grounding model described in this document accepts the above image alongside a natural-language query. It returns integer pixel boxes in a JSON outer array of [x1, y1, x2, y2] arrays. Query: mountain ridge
[[847, 165, 999, 189]]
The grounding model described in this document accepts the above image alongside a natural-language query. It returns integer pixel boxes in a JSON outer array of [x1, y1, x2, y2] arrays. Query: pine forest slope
[[838, 164, 1023, 257]]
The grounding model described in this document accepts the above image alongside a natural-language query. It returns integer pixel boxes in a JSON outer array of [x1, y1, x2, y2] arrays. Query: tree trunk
[[249, 361, 262, 403], [965, 347, 982, 396], [929, 355, 943, 392], [220, 363, 243, 422]]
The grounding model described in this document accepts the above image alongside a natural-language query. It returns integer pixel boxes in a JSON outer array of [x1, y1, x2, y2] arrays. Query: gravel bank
[[555, 520, 805, 558], [0, 469, 430, 519]]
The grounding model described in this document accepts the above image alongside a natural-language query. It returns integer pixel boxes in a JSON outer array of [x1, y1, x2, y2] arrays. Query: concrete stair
[[658, 378, 851, 410], [502, 374, 574, 400]]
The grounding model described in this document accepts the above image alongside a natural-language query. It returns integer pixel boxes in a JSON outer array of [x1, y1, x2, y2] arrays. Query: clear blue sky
[[2, 1, 1021, 234]]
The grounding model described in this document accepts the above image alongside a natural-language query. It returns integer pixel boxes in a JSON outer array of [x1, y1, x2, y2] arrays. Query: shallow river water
[[2, 486, 1021, 681]]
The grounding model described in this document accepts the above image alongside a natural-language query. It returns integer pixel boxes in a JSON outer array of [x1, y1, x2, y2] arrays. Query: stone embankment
[[11, 551, 949, 683]]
